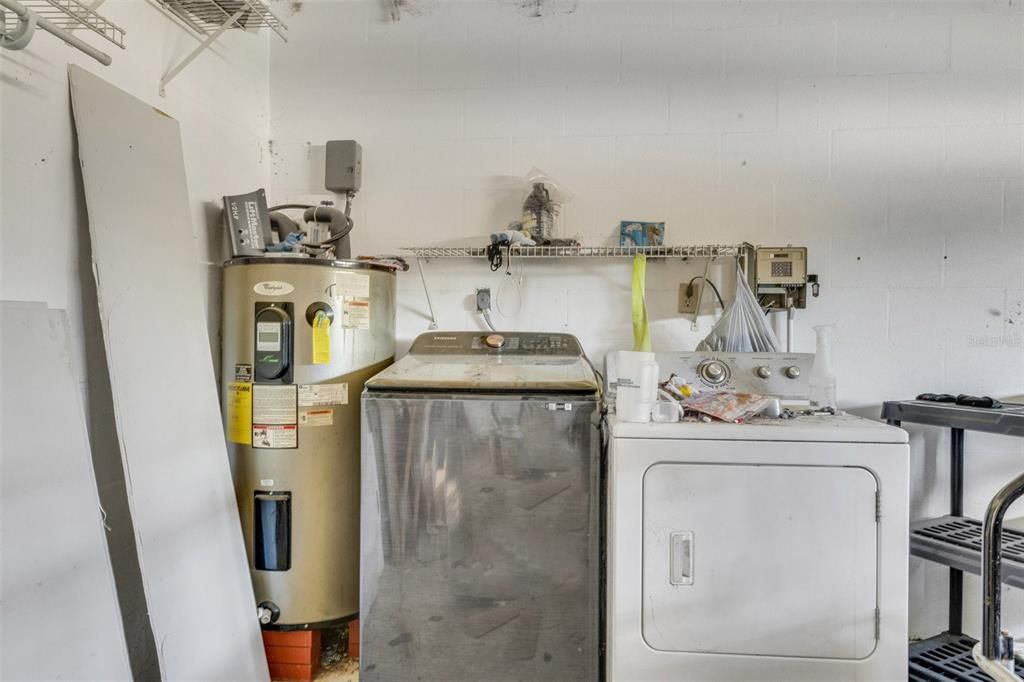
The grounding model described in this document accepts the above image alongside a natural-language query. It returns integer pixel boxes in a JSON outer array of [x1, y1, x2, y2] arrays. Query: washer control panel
[[655, 352, 815, 400], [410, 331, 582, 357]]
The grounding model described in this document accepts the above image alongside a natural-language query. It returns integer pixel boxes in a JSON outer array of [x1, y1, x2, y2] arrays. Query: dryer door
[[642, 460, 878, 659]]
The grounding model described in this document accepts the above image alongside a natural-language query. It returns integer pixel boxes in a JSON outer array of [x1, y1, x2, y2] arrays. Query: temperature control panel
[[409, 331, 582, 357], [254, 302, 293, 383], [654, 351, 815, 400]]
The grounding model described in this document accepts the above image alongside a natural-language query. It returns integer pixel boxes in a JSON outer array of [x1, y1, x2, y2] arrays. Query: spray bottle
[[809, 324, 838, 409]]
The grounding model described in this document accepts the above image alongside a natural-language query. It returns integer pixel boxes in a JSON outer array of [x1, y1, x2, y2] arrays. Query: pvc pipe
[[786, 305, 795, 353], [0, 0, 112, 65]]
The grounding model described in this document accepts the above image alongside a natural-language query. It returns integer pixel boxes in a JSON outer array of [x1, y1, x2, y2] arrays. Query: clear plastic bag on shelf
[[697, 264, 780, 353], [520, 167, 573, 242]]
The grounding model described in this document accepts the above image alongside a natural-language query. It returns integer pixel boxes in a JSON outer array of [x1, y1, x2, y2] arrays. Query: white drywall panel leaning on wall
[[67, 65, 268, 682], [0, 302, 132, 681]]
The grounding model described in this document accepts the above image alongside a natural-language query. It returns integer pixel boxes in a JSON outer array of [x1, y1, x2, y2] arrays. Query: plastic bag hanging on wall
[[697, 264, 780, 353]]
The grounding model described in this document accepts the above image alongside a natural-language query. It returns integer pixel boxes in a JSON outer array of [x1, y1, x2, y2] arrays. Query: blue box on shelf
[[619, 221, 665, 247]]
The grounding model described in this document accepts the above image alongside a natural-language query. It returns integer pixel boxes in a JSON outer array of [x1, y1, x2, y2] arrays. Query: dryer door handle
[[670, 531, 694, 585]]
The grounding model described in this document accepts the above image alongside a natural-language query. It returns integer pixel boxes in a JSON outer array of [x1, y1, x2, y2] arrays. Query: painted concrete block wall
[[270, 0, 1024, 639], [1, 4, 270, 675]]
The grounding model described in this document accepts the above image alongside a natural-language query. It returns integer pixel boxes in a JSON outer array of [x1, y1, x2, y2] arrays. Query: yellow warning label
[[312, 310, 331, 365], [227, 382, 252, 444]]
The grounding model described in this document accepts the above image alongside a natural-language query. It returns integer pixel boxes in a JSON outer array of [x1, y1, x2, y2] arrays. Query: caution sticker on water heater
[[342, 297, 370, 329], [252, 424, 297, 449], [298, 408, 333, 427]]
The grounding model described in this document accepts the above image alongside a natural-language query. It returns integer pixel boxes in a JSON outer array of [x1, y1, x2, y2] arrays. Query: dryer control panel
[[654, 351, 815, 400], [409, 331, 584, 357]]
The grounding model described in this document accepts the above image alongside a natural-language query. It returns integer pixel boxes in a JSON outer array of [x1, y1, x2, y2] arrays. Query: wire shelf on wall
[[156, 0, 285, 38], [403, 244, 748, 259], [155, 0, 286, 96], [18, 0, 125, 47]]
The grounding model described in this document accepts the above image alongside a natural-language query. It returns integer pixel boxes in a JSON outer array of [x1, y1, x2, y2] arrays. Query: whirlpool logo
[[253, 281, 295, 296]]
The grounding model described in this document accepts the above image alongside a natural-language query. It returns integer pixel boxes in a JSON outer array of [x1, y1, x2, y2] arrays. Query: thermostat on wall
[[755, 246, 811, 310]]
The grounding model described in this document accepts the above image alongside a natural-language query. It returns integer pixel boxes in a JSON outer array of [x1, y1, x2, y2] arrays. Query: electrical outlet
[[476, 288, 492, 312], [678, 282, 698, 314]]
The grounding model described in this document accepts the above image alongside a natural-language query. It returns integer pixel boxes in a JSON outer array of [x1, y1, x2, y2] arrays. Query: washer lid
[[365, 332, 599, 393], [365, 354, 599, 393]]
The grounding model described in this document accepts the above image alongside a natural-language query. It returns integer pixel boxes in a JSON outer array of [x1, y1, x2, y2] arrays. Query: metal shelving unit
[[0, 0, 125, 65], [403, 244, 748, 260], [883, 399, 1024, 680], [910, 634, 991, 681], [155, 0, 286, 96], [911, 516, 1024, 589]]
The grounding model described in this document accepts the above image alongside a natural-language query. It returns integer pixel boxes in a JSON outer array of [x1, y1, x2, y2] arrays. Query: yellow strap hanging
[[312, 310, 331, 365], [631, 255, 651, 352]]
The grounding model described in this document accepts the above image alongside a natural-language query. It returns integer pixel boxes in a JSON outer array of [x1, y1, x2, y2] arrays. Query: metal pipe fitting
[[982, 470, 1024, 660]]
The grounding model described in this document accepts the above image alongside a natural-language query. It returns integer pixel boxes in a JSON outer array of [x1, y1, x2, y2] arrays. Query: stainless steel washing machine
[[360, 331, 602, 682]]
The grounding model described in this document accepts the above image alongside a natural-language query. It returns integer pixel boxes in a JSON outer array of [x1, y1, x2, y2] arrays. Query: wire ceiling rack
[[403, 244, 749, 259]]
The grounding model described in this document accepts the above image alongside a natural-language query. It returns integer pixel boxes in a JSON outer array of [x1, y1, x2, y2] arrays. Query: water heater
[[221, 257, 396, 628]]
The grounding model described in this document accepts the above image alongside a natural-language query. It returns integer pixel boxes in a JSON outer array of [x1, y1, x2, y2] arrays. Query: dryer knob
[[484, 334, 506, 349], [755, 366, 772, 379], [699, 360, 728, 385], [784, 365, 801, 379]]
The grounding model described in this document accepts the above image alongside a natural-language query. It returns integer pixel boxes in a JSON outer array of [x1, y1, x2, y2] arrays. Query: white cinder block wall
[[270, 0, 1024, 640], [0, 3, 270, 675]]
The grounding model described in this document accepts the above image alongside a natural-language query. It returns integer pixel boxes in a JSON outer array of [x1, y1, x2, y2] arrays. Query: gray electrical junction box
[[325, 140, 362, 193]]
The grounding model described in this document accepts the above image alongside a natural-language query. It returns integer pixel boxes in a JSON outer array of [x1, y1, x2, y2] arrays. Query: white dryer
[[607, 353, 909, 681]]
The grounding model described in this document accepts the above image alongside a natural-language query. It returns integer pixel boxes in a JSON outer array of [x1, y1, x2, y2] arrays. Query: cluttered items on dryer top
[[608, 350, 819, 424], [365, 331, 600, 394]]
